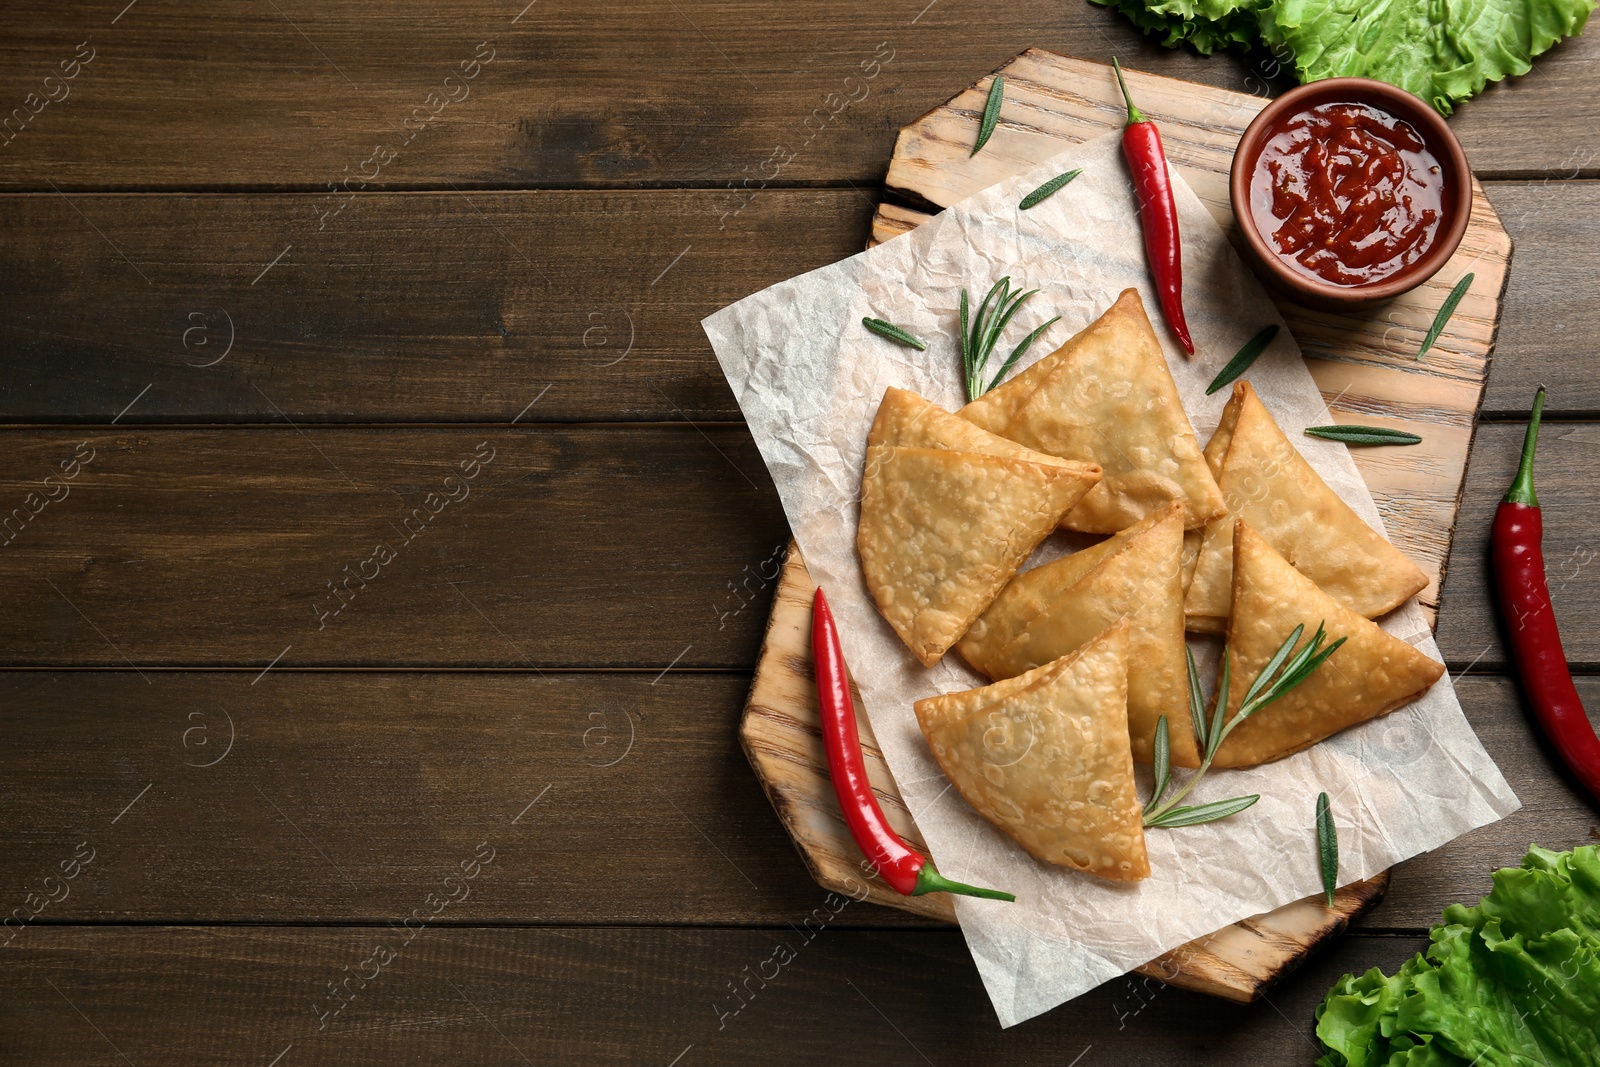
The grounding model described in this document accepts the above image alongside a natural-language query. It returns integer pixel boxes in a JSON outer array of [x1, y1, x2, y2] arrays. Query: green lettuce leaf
[[1314, 845, 1600, 1067], [1091, 0, 1266, 53], [1267, 0, 1597, 114], [1094, 0, 1597, 113]]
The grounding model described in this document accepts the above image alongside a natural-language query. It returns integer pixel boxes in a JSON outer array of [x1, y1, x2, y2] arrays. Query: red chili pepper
[[1112, 57, 1194, 356], [1492, 387, 1600, 807], [811, 588, 1015, 901]]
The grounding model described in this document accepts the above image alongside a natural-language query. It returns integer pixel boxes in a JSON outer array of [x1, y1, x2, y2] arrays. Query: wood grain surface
[[0, 427, 788, 667], [0, 926, 1429, 1066], [3, 184, 1599, 422], [0, 671, 1584, 931], [1, 1, 1593, 192], [0, 190, 874, 423], [0, 423, 1592, 670], [2, 1, 1598, 1061]]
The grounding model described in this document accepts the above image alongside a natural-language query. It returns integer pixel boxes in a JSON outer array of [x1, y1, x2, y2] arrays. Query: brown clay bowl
[[1230, 77, 1472, 310]]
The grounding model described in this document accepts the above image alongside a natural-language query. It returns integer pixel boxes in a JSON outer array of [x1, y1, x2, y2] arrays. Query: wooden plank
[[3, 1, 1593, 194], [1482, 180, 1600, 413], [0, 925, 1427, 1065], [1367, 675, 1600, 930], [1438, 419, 1600, 671], [1, 183, 1595, 423], [0, 422, 1587, 669], [0, 427, 788, 668], [0, 190, 873, 423], [0, 670, 1585, 930], [0, 2, 1268, 192], [0, 421, 1587, 670], [0, 671, 871, 927]]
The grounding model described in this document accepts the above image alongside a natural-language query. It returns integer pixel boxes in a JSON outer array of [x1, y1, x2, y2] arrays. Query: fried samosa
[[958, 502, 1196, 767], [858, 444, 1097, 666], [915, 621, 1149, 881], [958, 289, 1225, 534], [1211, 522, 1445, 768], [1184, 381, 1428, 633]]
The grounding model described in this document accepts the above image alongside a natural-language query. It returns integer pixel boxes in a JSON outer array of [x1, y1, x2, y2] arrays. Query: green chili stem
[[1111, 58, 1146, 125], [912, 862, 1016, 901], [1504, 386, 1546, 507]]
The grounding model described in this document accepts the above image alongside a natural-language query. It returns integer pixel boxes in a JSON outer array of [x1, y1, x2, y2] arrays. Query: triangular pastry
[[954, 513, 1152, 677], [915, 622, 1149, 881], [964, 502, 1197, 767], [858, 444, 1097, 666], [869, 386, 1103, 475], [1184, 380, 1428, 633], [960, 289, 1225, 534], [1211, 522, 1445, 768], [958, 318, 1092, 436]]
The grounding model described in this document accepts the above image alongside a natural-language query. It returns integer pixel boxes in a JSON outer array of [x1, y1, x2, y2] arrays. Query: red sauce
[[1249, 101, 1445, 287]]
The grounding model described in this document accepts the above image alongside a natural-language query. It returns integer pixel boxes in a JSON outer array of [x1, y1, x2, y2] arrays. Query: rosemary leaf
[[1280, 637, 1346, 693], [1186, 646, 1208, 753], [960, 275, 1055, 402], [959, 290, 972, 395], [862, 317, 927, 351], [1305, 425, 1422, 446], [1317, 791, 1339, 906], [1243, 624, 1304, 710], [983, 285, 1032, 364], [1417, 272, 1473, 359], [1272, 622, 1327, 690], [1019, 168, 1082, 209], [1147, 794, 1260, 828], [970, 279, 1007, 361], [987, 315, 1058, 394], [1206, 652, 1230, 763], [1206, 324, 1279, 396], [1145, 622, 1342, 829], [972, 74, 1004, 157], [1146, 716, 1172, 815]]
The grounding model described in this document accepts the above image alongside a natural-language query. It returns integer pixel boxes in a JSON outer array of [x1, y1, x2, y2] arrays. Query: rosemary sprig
[[1304, 425, 1422, 446], [1143, 624, 1346, 828], [862, 317, 927, 351], [1416, 272, 1473, 359], [1019, 168, 1082, 210], [1316, 791, 1339, 906], [971, 75, 1004, 157], [1206, 324, 1279, 395], [960, 277, 1060, 402]]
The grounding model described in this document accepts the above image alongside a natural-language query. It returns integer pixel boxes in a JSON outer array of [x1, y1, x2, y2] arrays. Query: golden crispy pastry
[[959, 289, 1225, 534], [869, 386, 1099, 476], [1211, 522, 1445, 768], [954, 521, 1142, 678], [858, 444, 1097, 666], [965, 502, 1196, 768], [1184, 381, 1429, 633], [915, 621, 1149, 881], [958, 318, 1092, 436]]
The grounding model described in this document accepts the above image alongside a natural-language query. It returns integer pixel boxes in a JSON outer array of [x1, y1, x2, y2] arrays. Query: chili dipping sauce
[[1249, 101, 1446, 287]]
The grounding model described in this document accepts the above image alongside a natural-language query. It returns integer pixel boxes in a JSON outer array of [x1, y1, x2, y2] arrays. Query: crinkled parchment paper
[[702, 131, 1518, 1027]]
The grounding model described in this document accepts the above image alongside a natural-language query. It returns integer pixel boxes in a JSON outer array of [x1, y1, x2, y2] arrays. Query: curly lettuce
[[1093, 0, 1268, 53], [1314, 845, 1600, 1067], [1094, 0, 1598, 113]]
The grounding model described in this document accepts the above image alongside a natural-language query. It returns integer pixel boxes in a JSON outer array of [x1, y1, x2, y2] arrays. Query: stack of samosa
[[858, 387, 1101, 667], [854, 290, 1442, 883]]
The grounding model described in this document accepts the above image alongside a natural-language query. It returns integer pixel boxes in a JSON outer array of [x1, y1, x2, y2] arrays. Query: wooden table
[[0, 4, 1596, 1063]]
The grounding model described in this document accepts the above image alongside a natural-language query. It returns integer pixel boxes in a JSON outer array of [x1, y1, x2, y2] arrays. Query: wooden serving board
[[741, 51, 1510, 1002]]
